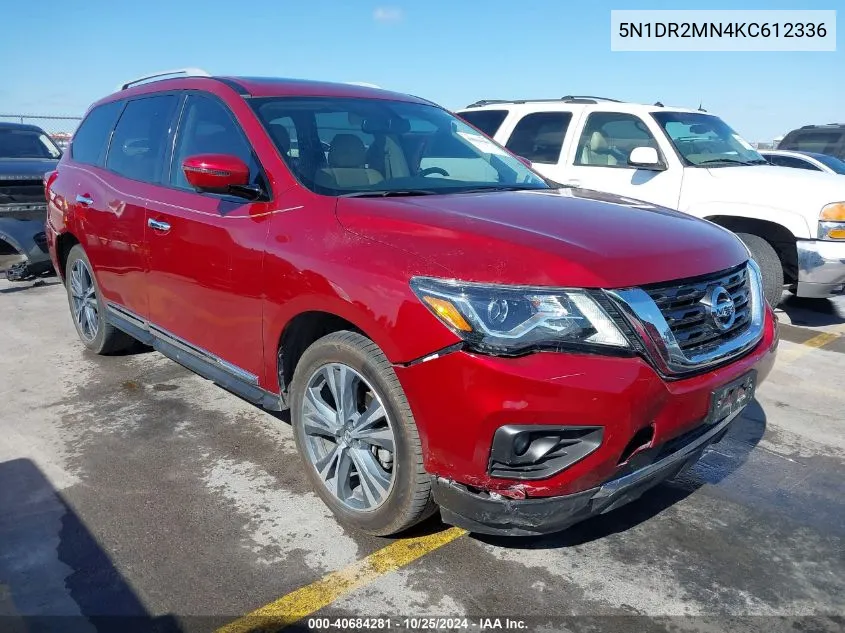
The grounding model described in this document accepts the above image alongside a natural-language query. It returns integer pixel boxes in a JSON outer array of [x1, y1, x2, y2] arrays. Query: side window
[[780, 130, 844, 156], [170, 94, 259, 189], [575, 112, 658, 167], [106, 95, 179, 182], [505, 112, 572, 164], [770, 155, 820, 171], [71, 101, 123, 165], [458, 110, 509, 137]]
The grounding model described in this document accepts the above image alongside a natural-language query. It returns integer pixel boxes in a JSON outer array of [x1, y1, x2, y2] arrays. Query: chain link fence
[[0, 114, 82, 150]]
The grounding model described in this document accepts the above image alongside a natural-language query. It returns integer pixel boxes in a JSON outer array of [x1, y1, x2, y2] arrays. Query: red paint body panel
[[45, 75, 779, 511], [395, 307, 777, 496]]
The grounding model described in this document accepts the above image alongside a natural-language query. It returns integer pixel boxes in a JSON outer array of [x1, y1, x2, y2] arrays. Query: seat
[[268, 123, 291, 156], [315, 134, 384, 188], [579, 131, 618, 166]]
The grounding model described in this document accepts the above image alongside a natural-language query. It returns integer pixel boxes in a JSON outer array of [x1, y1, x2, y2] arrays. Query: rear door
[[145, 92, 271, 379]]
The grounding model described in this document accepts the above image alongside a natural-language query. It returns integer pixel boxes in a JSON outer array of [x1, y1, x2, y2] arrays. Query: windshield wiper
[[452, 185, 548, 194], [695, 158, 754, 166], [340, 189, 439, 198]]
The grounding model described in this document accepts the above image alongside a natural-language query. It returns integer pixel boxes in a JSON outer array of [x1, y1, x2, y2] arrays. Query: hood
[[336, 188, 748, 289], [695, 164, 845, 214], [0, 158, 59, 180]]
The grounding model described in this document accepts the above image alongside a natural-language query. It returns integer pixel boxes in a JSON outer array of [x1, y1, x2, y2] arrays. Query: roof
[[761, 149, 833, 160], [96, 74, 431, 108], [458, 98, 703, 115], [0, 121, 44, 132]]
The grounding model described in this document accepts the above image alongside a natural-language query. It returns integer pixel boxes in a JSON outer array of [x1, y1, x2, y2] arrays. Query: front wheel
[[736, 233, 784, 308], [290, 331, 435, 536]]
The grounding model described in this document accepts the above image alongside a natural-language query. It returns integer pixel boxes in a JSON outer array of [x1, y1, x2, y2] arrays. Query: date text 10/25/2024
[[307, 617, 528, 630]]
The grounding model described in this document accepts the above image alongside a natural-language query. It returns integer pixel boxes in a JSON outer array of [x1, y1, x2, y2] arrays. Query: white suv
[[457, 97, 845, 306]]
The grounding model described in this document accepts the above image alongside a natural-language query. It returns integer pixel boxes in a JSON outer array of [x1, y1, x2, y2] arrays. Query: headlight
[[410, 277, 630, 355], [820, 202, 845, 240]]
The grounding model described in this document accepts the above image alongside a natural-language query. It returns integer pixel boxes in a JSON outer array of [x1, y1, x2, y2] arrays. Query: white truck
[[457, 97, 845, 307]]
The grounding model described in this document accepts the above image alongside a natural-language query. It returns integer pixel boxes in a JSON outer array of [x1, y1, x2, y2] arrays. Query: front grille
[[644, 264, 751, 357]]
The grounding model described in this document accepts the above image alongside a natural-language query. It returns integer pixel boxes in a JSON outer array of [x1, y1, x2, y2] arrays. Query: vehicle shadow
[[776, 294, 845, 327], [473, 400, 767, 550], [0, 279, 62, 294], [0, 458, 181, 632]]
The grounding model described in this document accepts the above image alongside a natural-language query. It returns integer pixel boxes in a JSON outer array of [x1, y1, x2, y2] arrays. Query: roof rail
[[465, 95, 623, 108], [119, 68, 211, 91], [560, 95, 621, 103]]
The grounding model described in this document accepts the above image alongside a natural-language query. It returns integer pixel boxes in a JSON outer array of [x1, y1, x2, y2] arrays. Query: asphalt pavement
[[1, 278, 843, 633]]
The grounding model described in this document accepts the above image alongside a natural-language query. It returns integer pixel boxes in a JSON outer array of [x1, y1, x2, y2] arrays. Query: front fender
[[684, 202, 812, 239]]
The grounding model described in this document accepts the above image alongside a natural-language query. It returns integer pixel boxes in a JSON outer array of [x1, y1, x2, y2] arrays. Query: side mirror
[[628, 147, 665, 171], [182, 154, 251, 194]]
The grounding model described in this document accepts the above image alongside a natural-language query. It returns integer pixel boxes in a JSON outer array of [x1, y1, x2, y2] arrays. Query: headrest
[[589, 131, 609, 152], [268, 124, 291, 154], [329, 134, 367, 168]]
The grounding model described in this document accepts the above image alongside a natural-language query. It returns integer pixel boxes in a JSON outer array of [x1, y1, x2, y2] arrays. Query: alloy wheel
[[69, 259, 99, 342], [301, 363, 396, 511]]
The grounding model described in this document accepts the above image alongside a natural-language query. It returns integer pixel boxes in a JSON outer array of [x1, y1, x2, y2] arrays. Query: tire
[[290, 331, 436, 536], [735, 233, 784, 308], [65, 244, 134, 354]]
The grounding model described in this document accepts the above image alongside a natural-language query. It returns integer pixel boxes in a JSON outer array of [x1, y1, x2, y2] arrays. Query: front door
[[563, 110, 683, 209], [145, 93, 271, 379]]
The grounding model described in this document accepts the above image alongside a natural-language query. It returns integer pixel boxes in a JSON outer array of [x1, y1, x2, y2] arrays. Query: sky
[[2, 0, 842, 141]]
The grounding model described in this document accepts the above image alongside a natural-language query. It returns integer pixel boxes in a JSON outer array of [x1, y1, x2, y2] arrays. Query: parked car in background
[[778, 124, 845, 160], [0, 121, 62, 281], [458, 98, 845, 306], [46, 70, 777, 537], [760, 149, 845, 175]]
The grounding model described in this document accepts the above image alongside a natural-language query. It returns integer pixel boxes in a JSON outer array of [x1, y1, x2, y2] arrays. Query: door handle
[[147, 218, 171, 232], [75, 194, 94, 206]]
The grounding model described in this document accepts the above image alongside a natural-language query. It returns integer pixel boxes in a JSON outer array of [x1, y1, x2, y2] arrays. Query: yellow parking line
[[216, 527, 467, 633], [777, 332, 839, 366]]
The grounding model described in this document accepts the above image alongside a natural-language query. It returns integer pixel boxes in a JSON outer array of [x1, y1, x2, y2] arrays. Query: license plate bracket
[[708, 370, 757, 424]]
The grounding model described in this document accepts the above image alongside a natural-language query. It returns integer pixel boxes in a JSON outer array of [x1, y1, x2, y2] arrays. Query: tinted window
[[767, 154, 820, 171], [575, 112, 658, 167], [779, 129, 845, 158], [171, 94, 259, 189], [250, 97, 546, 196], [458, 110, 508, 137], [71, 101, 123, 165], [106, 95, 179, 182], [812, 153, 845, 174], [505, 112, 571, 164]]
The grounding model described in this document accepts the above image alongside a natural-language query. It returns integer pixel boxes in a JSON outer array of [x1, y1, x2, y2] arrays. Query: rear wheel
[[290, 331, 435, 536], [65, 245, 134, 354], [736, 233, 784, 307]]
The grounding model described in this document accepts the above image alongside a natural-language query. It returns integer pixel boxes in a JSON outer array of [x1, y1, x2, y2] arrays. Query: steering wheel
[[418, 166, 450, 177]]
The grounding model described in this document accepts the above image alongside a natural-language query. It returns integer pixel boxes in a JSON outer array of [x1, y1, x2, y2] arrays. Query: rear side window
[[505, 112, 572, 164], [106, 95, 179, 183], [170, 94, 260, 189], [71, 101, 123, 165], [779, 129, 845, 158], [457, 110, 508, 137]]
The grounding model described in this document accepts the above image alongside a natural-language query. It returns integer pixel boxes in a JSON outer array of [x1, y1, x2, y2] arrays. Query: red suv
[[46, 71, 778, 536]]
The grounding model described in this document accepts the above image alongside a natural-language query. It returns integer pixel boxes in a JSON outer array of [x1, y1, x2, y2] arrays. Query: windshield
[[250, 97, 547, 196], [0, 128, 62, 159], [652, 111, 765, 167], [813, 153, 845, 175]]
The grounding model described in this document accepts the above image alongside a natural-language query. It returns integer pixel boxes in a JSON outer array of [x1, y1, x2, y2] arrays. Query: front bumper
[[433, 407, 740, 536], [797, 239, 845, 298]]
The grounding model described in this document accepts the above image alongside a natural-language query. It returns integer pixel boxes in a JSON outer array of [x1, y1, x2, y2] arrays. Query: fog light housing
[[489, 425, 603, 480]]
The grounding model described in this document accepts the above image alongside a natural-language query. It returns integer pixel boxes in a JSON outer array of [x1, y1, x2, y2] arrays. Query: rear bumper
[[433, 408, 740, 536], [797, 239, 845, 298]]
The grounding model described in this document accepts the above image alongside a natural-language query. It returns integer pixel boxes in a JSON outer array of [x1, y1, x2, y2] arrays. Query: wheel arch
[[704, 215, 799, 285], [54, 231, 81, 281]]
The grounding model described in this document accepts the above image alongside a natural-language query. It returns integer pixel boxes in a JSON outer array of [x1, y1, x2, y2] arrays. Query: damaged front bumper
[[0, 216, 53, 281], [433, 407, 742, 537]]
